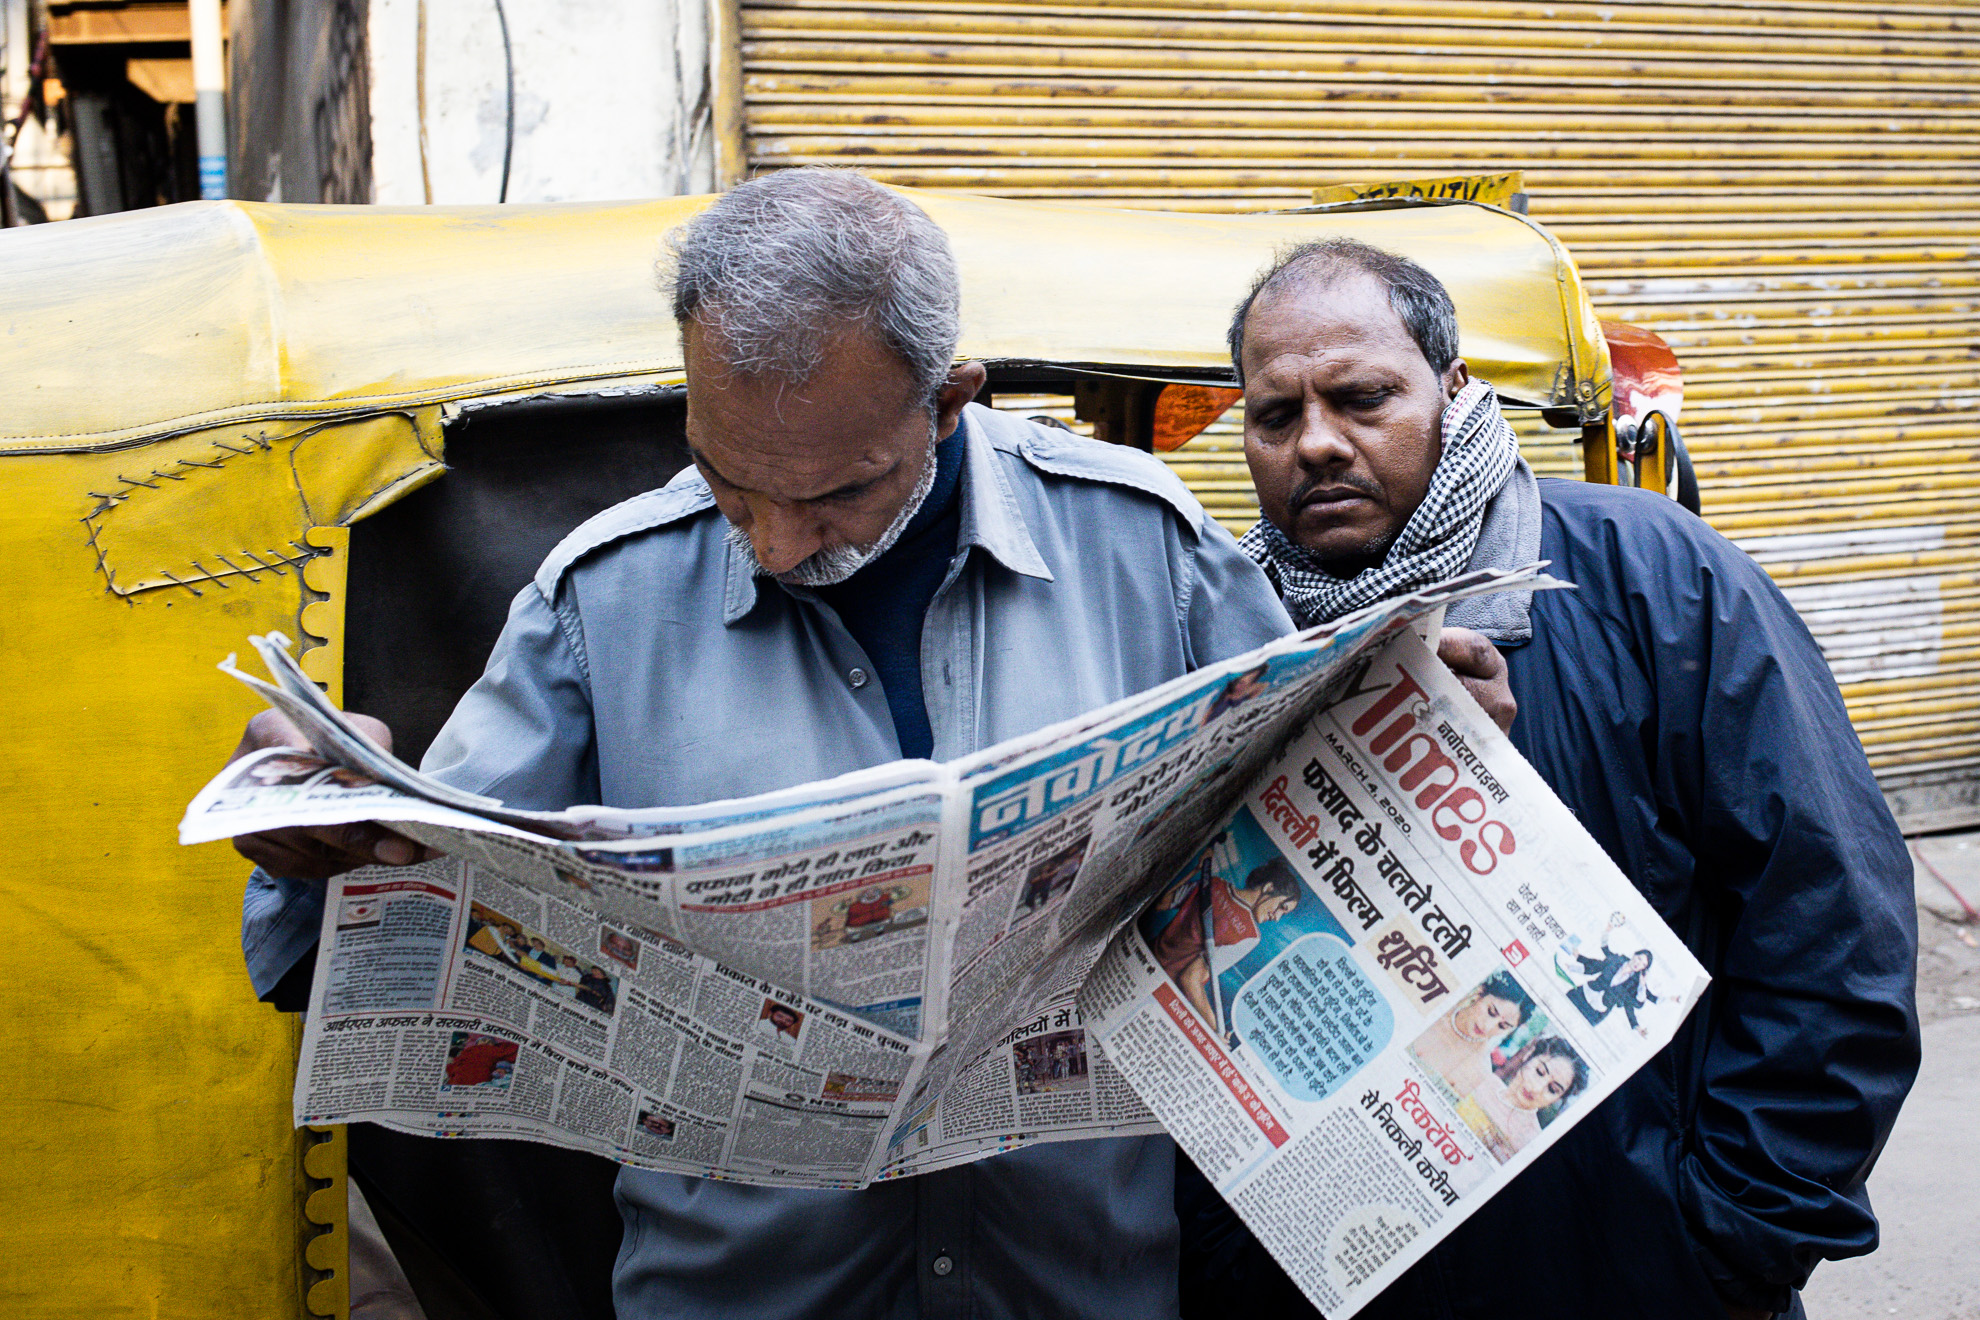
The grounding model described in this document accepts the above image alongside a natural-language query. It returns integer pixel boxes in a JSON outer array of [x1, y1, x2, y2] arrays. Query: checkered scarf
[[1239, 380, 1521, 627]]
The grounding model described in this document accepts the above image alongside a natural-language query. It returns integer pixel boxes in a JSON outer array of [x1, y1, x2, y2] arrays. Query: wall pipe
[[189, 0, 226, 198], [710, 0, 745, 188]]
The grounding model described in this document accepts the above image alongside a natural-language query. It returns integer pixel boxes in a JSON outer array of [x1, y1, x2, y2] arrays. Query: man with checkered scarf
[[1190, 240, 1918, 1320]]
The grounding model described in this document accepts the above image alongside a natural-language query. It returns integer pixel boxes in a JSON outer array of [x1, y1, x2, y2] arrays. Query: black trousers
[[349, 1123, 622, 1320]]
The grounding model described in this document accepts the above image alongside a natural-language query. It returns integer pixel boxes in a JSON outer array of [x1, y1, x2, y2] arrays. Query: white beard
[[727, 434, 940, 588]]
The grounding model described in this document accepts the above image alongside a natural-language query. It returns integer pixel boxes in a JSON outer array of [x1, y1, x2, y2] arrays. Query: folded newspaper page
[[183, 565, 1706, 1305]]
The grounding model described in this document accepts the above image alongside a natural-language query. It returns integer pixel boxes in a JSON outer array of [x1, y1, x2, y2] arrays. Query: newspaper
[[182, 565, 1707, 1309]]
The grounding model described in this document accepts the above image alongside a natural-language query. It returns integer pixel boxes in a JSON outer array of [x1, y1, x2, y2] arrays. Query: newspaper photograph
[[181, 564, 1706, 1285]]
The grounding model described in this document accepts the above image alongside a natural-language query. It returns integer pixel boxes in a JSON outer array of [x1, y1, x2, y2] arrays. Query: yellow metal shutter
[[739, 0, 1980, 828]]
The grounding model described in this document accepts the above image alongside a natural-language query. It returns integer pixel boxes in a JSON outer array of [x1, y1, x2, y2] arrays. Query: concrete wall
[[368, 0, 713, 204]]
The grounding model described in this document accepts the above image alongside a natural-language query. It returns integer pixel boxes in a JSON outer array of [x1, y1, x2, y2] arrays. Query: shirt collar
[[721, 412, 1052, 626], [956, 411, 1053, 584], [721, 526, 762, 625]]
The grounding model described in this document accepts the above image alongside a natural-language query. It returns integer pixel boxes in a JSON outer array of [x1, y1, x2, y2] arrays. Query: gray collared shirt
[[246, 404, 1291, 1319]]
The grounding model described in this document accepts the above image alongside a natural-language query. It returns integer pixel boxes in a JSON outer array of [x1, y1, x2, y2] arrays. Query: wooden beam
[[126, 56, 194, 103], [49, 3, 195, 46]]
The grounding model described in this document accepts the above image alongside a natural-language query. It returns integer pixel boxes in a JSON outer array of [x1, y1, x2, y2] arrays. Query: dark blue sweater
[[817, 432, 965, 760]]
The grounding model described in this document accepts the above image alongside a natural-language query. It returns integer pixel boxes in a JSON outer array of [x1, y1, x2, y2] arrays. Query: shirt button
[[931, 1255, 954, 1277], [849, 668, 869, 689]]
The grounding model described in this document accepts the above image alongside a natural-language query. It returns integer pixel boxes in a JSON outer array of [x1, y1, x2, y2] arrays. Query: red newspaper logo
[[1345, 658, 1518, 875], [1502, 939, 1529, 965], [1154, 982, 1290, 1148]]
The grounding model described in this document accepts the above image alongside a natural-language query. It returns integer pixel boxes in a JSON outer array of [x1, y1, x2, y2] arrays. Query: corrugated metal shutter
[[739, 0, 1980, 828]]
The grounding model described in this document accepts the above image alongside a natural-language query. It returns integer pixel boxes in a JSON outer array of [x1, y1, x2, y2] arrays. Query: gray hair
[[666, 168, 961, 403], [1227, 238, 1461, 386]]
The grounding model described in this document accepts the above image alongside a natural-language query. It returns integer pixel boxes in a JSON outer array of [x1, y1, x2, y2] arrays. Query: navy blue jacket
[[1182, 479, 1920, 1319]]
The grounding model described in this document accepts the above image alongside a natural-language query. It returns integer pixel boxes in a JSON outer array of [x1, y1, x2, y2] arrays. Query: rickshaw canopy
[[1, 188, 1610, 455]]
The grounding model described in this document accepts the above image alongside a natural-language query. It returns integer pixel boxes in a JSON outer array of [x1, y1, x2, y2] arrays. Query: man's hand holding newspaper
[[183, 566, 1707, 1319], [230, 710, 437, 876]]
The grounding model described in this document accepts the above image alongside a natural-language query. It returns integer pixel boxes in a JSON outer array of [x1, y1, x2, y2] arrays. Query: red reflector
[[1152, 385, 1242, 453]]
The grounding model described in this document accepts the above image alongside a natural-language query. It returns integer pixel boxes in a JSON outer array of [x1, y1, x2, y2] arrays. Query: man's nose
[[742, 497, 828, 575], [1293, 400, 1355, 468]]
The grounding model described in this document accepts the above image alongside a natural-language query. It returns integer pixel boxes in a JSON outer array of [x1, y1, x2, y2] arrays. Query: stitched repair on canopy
[[79, 412, 436, 600]]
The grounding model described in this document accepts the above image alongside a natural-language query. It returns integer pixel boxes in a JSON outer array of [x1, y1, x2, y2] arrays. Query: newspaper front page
[[183, 566, 1706, 1282], [1078, 628, 1709, 1317]]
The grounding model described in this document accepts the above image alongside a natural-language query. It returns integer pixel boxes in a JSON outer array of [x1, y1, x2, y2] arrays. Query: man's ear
[[1443, 358, 1471, 400], [935, 361, 990, 439]]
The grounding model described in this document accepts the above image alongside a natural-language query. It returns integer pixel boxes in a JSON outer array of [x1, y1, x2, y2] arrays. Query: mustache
[[1288, 471, 1383, 509]]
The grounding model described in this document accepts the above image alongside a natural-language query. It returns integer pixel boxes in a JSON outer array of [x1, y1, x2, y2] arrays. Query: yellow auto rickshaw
[[0, 181, 1677, 1319]]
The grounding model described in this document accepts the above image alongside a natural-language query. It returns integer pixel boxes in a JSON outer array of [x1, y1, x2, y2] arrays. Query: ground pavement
[[1802, 830, 1980, 1320]]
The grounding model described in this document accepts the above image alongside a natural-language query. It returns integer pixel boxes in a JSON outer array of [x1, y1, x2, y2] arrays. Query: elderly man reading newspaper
[[225, 169, 1338, 1320], [222, 176, 1535, 1318], [1186, 238, 1920, 1320]]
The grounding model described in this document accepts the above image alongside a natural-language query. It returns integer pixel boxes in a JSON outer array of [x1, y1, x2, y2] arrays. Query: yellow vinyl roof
[[0, 188, 1608, 454]]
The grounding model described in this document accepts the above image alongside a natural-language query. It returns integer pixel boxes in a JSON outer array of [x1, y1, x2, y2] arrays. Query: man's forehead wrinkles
[[1252, 322, 1390, 355]]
